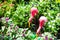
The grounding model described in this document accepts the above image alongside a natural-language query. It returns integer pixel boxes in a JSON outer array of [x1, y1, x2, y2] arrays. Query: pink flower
[[45, 36, 48, 40], [50, 38, 52, 40], [6, 17, 9, 22], [22, 33, 25, 37]]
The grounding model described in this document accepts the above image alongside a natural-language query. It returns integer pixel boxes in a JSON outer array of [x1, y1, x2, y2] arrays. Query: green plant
[[0, 0, 60, 40]]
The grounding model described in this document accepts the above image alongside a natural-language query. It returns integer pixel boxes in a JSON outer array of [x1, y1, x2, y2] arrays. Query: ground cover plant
[[0, 0, 60, 40]]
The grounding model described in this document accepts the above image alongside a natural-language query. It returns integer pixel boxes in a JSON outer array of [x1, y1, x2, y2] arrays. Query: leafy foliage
[[0, 0, 60, 40]]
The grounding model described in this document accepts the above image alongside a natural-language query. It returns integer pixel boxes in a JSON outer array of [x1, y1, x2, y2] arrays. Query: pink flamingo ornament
[[36, 16, 47, 36], [28, 7, 38, 28]]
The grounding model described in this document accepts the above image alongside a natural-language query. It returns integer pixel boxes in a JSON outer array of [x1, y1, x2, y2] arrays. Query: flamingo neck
[[29, 16, 33, 22], [36, 26, 41, 34], [39, 26, 42, 29], [39, 20, 45, 28]]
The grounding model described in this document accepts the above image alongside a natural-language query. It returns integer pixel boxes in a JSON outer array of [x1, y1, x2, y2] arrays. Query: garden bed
[[0, 0, 60, 40]]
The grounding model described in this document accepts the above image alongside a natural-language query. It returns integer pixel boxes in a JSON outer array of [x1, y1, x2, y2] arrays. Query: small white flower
[[48, 13, 50, 16], [48, 22, 50, 25], [40, 0, 43, 2], [49, 25, 51, 27]]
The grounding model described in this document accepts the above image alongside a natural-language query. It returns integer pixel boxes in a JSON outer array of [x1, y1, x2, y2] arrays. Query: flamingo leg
[[36, 26, 42, 37], [36, 33, 38, 37], [36, 34, 39, 40], [28, 22, 31, 28]]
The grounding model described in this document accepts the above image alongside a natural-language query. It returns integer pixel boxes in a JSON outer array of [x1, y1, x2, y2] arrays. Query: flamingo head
[[39, 16, 47, 28], [31, 7, 38, 17]]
